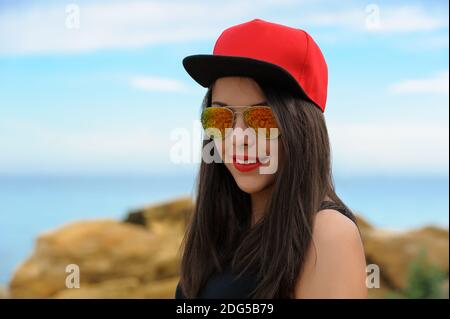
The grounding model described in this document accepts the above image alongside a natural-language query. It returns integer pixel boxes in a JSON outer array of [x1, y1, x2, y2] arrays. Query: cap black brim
[[182, 54, 306, 98]]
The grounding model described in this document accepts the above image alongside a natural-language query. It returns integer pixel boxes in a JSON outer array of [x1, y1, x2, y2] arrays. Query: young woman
[[175, 19, 367, 299]]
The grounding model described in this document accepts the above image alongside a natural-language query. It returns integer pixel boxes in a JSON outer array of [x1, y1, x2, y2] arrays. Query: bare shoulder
[[313, 208, 361, 243], [294, 208, 368, 298]]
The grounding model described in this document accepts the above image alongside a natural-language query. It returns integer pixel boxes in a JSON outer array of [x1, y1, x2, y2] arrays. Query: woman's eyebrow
[[211, 101, 267, 106]]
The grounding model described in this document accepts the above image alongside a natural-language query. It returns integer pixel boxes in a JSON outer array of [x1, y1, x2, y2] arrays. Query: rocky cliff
[[8, 197, 448, 298]]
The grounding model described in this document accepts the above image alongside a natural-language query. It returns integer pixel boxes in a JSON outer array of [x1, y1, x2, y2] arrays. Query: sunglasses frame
[[201, 105, 281, 140]]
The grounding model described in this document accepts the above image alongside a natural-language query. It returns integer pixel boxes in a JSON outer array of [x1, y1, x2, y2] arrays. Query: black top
[[175, 200, 356, 299]]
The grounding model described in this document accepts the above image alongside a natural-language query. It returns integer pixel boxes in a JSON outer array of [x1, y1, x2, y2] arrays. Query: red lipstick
[[232, 155, 262, 173]]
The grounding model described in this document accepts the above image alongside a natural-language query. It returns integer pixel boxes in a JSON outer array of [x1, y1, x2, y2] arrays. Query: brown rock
[[362, 225, 448, 293], [0, 285, 8, 299], [54, 276, 179, 299], [125, 197, 193, 235], [9, 197, 448, 299], [9, 219, 182, 298]]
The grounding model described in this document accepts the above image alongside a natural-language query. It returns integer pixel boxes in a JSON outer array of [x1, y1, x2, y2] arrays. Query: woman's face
[[211, 76, 283, 194]]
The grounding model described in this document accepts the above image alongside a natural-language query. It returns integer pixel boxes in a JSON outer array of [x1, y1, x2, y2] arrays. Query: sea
[[0, 173, 448, 285]]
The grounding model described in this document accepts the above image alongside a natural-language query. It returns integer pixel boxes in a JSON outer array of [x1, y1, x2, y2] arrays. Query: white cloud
[[130, 76, 187, 92], [0, 1, 447, 55], [389, 70, 449, 95], [289, 5, 448, 33], [329, 121, 449, 175], [298, 8, 365, 30], [372, 5, 448, 32], [0, 1, 259, 55], [0, 120, 173, 173]]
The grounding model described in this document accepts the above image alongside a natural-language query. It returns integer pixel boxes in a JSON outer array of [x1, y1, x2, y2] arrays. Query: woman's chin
[[233, 175, 274, 194], [224, 162, 277, 194]]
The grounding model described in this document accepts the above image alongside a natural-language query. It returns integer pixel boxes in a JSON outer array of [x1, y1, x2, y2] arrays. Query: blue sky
[[0, 0, 448, 176]]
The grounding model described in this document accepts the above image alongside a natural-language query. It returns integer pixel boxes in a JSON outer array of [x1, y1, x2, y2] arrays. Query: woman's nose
[[231, 112, 256, 147], [233, 112, 247, 130]]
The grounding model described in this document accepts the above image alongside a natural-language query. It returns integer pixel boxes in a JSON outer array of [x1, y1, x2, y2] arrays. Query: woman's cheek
[[258, 138, 282, 175]]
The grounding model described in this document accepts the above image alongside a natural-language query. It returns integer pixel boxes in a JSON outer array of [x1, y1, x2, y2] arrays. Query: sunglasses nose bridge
[[231, 111, 247, 130], [229, 111, 259, 148]]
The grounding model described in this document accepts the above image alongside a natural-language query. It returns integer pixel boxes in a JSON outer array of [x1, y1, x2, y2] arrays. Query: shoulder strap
[[319, 200, 357, 225]]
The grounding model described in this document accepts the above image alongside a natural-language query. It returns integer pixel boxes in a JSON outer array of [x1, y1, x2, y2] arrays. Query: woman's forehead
[[211, 76, 266, 105]]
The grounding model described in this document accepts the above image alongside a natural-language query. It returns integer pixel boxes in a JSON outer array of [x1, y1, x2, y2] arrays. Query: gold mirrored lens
[[243, 106, 280, 139], [200, 106, 280, 139], [201, 107, 233, 139]]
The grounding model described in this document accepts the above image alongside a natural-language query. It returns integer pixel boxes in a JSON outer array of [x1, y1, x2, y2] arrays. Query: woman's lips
[[232, 155, 263, 173]]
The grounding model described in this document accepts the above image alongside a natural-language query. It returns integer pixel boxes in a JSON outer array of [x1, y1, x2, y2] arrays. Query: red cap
[[183, 18, 328, 112]]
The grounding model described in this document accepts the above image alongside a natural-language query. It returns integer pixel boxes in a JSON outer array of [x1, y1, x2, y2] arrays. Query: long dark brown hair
[[179, 79, 354, 298]]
